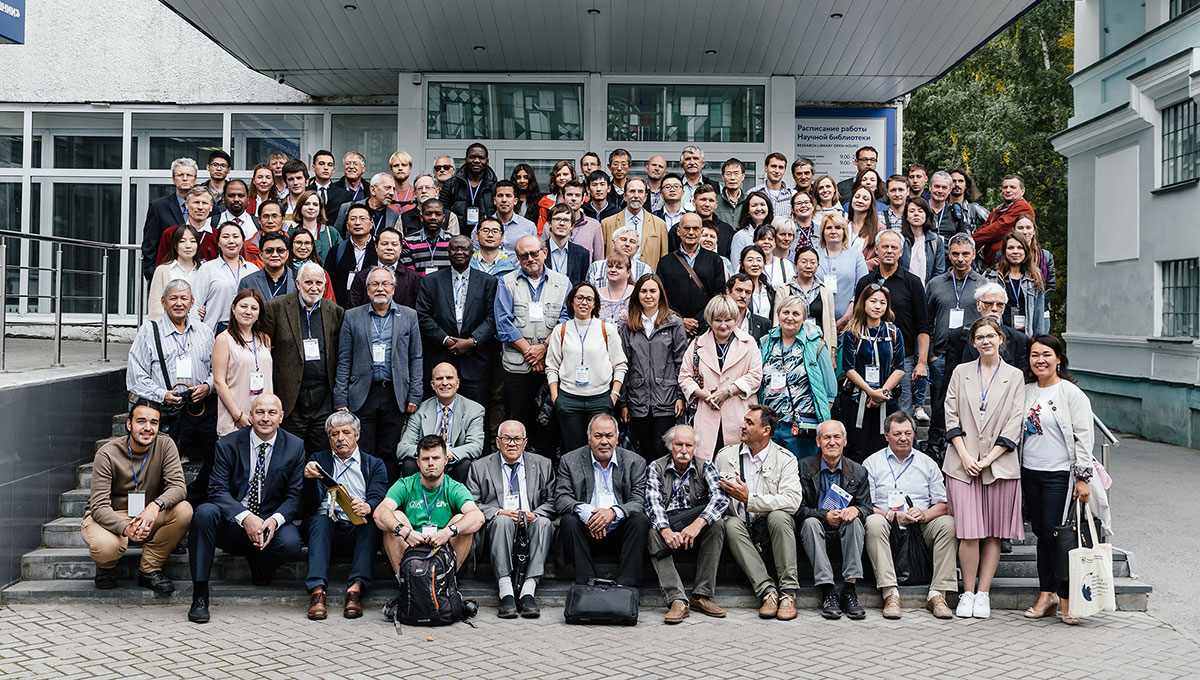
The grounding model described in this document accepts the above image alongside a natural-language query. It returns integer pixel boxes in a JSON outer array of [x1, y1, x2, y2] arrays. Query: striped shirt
[[126, 315, 216, 402], [401, 229, 452, 275], [644, 458, 729, 531], [586, 259, 652, 289]]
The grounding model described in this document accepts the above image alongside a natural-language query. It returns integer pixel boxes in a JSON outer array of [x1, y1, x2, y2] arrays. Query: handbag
[[510, 511, 532, 589], [890, 497, 932, 586], [563, 578, 639, 626], [150, 321, 185, 419], [681, 344, 702, 426], [1066, 501, 1116, 618], [1053, 497, 1103, 583]]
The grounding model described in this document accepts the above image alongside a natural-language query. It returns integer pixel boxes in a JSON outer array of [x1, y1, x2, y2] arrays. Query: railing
[[0, 229, 143, 371], [1094, 414, 1119, 469]]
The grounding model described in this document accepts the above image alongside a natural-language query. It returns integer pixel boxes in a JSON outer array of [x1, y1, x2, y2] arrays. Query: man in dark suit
[[324, 204, 378, 307], [143, 158, 195, 280], [156, 187, 219, 268], [543, 205, 590, 285], [673, 184, 735, 259], [187, 394, 305, 623], [301, 411, 388, 620], [415, 235, 497, 405], [797, 420, 873, 621], [262, 263, 344, 454], [657, 213, 727, 338], [309, 149, 353, 223], [346, 227, 420, 309], [237, 232, 295, 304], [726, 273, 770, 341], [553, 413, 649, 587], [336, 266, 423, 478], [208, 178, 259, 238], [332, 173, 399, 238], [467, 419, 556, 619]]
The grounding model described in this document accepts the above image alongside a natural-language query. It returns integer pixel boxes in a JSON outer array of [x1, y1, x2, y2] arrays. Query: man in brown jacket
[[81, 400, 192, 593]]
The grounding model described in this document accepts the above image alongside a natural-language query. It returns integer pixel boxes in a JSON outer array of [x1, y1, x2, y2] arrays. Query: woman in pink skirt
[[943, 316, 1025, 619]]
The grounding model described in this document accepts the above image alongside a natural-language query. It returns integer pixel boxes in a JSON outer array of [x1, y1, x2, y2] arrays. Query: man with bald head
[[187, 394, 307, 623], [656, 212, 727, 336], [396, 362, 486, 482]]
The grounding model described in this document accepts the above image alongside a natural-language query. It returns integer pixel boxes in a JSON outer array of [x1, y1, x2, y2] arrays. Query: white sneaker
[[973, 592, 991, 619], [955, 591, 975, 618], [915, 407, 930, 425]]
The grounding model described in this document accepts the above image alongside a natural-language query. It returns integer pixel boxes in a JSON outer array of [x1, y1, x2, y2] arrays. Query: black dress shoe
[[497, 595, 518, 619], [249, 563, 273, 587], [821, 589, 842, 620], [94, 567, 118, 590], [840, 585, 866, 620], [188, 596, 210, 624], [138, 570, 175, 595], [518, 594, 540, 619]]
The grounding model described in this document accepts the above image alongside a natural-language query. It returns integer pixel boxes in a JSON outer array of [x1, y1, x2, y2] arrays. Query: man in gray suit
[[554, 414, 649, 587], [396, 362, 485, 482], [335, 265, 422, 481], [467, 420, 555, 619]]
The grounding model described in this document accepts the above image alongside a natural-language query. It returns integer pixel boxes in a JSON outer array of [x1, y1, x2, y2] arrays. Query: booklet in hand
[[313, 462, 367, 525], [819, 483, 852, 511]]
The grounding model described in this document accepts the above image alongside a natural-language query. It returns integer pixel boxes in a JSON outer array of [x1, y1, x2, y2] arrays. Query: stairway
[[2, 426, 1153, 612]]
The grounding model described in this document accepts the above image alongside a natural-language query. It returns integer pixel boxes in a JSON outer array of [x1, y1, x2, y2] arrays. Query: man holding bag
[[863, 412, 957, 619]]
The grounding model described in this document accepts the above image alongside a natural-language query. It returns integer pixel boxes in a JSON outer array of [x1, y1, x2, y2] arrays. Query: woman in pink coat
[[679, 294, 765, 460]]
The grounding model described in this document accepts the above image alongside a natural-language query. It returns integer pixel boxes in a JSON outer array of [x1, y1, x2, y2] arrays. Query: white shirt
[[1021, 383, 1071, 472], [236, 431, 286, 529], [500, 455, 529, 511], [190, 258, 261, 330], [216, 211, 257, 242], [622, 208, 645, 258], [320, 448, 367, 522], [739, 445, 768, 521]]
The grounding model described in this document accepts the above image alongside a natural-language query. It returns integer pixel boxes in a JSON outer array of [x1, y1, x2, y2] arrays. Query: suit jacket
[[347, 264, 421, 309], [943, 359, 1025, 485], [657, 249, 727, 325], [745, 312, 770, 342], [333, 201, 399, 239], [311, 181, 354, 228], [207, 427, 305, 524], [467, 451, 557, 521], [302, 448, 389, 520], [396, 395, 487, 462], [262, 293, 344, 414], [797, 455, 872, 524], [600, 211, 669, 270], [544, 240, 590, 286], [415, 267, 497, 382], [336, 304, 423, 412], [142, 192, 186, 280], [323, 238, 379, 307], [553, 445, 648, 519], [238, 268, 297, 304]]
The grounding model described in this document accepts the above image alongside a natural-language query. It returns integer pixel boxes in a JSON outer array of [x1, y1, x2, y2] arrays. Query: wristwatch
[[153, 499, 165, 510], [449, 524, 459, 537], [393, 523, 404, 537]]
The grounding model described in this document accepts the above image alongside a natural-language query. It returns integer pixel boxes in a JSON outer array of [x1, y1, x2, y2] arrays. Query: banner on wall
[[795, 107, 896, 183], [0, 0, 23, 45]]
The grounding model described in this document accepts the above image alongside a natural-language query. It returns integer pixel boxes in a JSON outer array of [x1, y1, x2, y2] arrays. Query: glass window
[[52, 183, 122, 314], [1162, 258, 1200, 338], [32, 112, 123, 170], [332, 113, 398, 178], [1171, 0, 1200, 19], [1162, 99, 1199, 186], [1, 182, 40, 311], [1, 112, 22, 168], [133, 113, 223, 170], [232, 113, 324, 169], [608, 85, 765, 143], [427, 82, 584, 140]]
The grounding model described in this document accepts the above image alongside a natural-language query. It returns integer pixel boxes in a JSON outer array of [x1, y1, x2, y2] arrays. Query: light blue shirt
[[547, 240, 569, 275], [475, 212, 536, 260], [320, 448, 367, 522], [126, 316, 216, 402], [862, 447, 947, 512], [574, 451, 626, 528]]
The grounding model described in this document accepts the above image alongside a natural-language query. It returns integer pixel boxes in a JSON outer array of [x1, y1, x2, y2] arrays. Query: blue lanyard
[[127, 441, 150, 490], [250, 335, 260, 371], [222, 258, 242, 282], [886, 455, 914, 487], [266, 273, 287, 299], [302, 300, 319, 339], [978, 361, 1002, 409], [334, 456, 355, 482], [371, 311, 391, 343], [345, 180, 363, 201], [668, 469, 691, 504], [952, 273, 968, 307], [524, 275, 547, 302], [573, 318, 593, 363], [467, 178, 482, 206], [421, 483, 444, 526], [715, 337, 732, 365], [1007, 275, 1023, 305], [933, 203, 947, 231], [169, 325, 190, 355]]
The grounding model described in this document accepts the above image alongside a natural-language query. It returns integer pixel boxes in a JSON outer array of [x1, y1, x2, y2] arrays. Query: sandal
[[1060, 611, 1080, 625], [1023, 598, 1059, 619]]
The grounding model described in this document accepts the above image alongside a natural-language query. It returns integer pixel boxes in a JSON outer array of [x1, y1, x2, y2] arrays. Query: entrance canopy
[[161, 0, 1040, 102]]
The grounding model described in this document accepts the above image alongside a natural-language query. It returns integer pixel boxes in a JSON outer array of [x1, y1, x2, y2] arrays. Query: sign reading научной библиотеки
[[0, 0, 23, 45]]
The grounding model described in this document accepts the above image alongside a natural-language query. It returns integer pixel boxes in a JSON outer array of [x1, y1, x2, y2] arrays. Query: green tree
[[904, 0, 1073, 333]]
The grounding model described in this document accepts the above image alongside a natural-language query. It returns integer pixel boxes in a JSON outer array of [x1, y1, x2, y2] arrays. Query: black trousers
[[163, 394, 217, 507], [282, 385, 334, 456], [355, 381, 408, 481], [629, 414, 675, 462], [559, 512, 650, 587], [189, 502, 302, 583], [1022, 467, 1071, 597], [503, 369, 555, 457], [399, 457, 472, 483]]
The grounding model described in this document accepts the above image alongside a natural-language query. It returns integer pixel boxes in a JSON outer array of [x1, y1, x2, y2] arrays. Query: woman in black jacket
[[618, 274, 688, 460]]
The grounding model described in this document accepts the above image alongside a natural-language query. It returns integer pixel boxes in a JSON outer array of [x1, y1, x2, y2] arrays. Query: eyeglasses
[[550, 217, 572, 223], [575, 296, 595, 302], [679, 225, 700, 232], [979, 299, 1007, 308], [478, 227, 501, 234], [433, 165, 453, 171], [499, 436, 527, 445], [974, 333, 1000, 341], [857, 156, 878, 163], [261, 248, 288, 255], [516, 250, 541, 260], [662, 183, 683, 191], [367, 281, 395, 289], [208, 162, 229, 170]]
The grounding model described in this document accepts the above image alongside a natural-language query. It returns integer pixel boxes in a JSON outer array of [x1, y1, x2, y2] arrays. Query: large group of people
[[85, 142, 1102, 625]]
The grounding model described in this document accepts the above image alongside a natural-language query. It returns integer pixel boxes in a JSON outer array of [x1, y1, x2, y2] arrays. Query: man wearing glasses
[[658, 213, 727, 336], [201, 150, 232, 204], [142, 157, 197, 281], [837, 146, 879, 202]]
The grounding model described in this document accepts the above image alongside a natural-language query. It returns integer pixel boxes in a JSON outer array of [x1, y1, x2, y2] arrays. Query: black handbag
[[563, 579, 639, 625], [890, 497, 932, 585], [150, 322, 186, 419], [511, 511, 532, 589], [1053, 499, 1103, 583]]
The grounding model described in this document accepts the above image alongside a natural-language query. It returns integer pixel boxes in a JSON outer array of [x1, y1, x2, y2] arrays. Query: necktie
[[438, 405, 452, 441], [319, 186, 327, 205], [631, 214, 641, 229], [247, 442, 268, 515], [506, 463, 520, 495]]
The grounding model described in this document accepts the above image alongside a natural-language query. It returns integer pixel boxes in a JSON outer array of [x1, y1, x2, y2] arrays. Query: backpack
[[383, 546, 476, 631]]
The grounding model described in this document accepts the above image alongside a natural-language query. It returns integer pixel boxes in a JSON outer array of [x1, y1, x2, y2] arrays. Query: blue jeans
[[772, 425, 818, 460], [304, 514, 379, 592], [899, 355, 928, 416], [927, 355, 946, 428]]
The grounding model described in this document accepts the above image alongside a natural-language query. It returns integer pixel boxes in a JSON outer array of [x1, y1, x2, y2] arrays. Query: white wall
[[2, 0, 310, 104]]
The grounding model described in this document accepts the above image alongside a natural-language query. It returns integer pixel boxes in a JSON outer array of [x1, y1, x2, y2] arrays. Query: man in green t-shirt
[[375, 434, 484, 572]]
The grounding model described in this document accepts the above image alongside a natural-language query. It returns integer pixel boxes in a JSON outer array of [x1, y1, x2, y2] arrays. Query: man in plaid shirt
[[644, 424, 729, 624]]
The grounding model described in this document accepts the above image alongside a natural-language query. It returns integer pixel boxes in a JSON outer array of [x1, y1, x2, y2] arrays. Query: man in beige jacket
[[715, 405, 804, 621]]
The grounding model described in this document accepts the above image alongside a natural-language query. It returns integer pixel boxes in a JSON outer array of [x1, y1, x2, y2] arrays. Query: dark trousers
[[399, 457, 472, 484], [188, 502, 302, 583], [282, 385, 334, 456], [1022, 468, 1071, 597], [163, 394, 217, 507], [304, 514, 378, 592], [559, 512, 650, 587], [555, 391, 613, 453], [629, 414, 675, 461], [356, 381, 407, 481], [846, 402, 896, 464], [504, 369, 553, 456]]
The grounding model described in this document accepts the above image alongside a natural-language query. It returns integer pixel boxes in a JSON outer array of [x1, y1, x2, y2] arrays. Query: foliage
[[904, 0, 1074, 333]]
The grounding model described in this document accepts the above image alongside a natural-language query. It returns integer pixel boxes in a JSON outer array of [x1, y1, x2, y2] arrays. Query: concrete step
[[42, 518, 86, 548], [76, 461, 202, 491], [59, 489, 90, 518]]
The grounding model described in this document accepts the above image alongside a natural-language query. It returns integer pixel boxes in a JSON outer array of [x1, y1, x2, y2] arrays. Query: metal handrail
[[0, 229, 144, 371], [1094, 414, 1119, 469]]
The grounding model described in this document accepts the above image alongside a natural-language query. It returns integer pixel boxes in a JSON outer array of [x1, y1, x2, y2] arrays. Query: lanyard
[[1007, 275, 1023, 306], [127, 441, 151, 490], [864, 323, 884, 367], [573, 319, 593, 364], [394, 184, 414, 207], [978, 361, 1002, 409], [886, 455, 914, 487], [345, 180, 363, 201], [222, 258, 243, 282], [467, 178, 482, 206], [821, 246, 838, 276], [952, 272, 968, 307], [303, 300, 319, 339], [421, 483, 444, 526], [524, 275, 547, 302], [715, 337, 732, 365], [933, 203, 947, 231], [266, 273, 287, 300], [250, 335, 260, 371], [334, 456, 356, 482], [668, 469, 692, 505], [371, 311, 391, 343], [371, 209, 385, 233], [169, 325, 190, 355], [353, 244, 368, 272]]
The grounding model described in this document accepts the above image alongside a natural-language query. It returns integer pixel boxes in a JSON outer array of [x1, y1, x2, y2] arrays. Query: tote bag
[[1067, 501, 1116, 618]]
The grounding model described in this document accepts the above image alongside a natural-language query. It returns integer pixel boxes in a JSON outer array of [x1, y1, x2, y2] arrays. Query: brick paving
[[0, 602, 1196, 679]]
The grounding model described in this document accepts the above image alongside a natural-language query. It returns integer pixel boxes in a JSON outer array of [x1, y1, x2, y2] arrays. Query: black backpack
[[383, 546, 476, 631]]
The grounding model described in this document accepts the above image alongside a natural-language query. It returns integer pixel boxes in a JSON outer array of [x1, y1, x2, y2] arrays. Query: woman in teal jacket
[[758, 294, 838, 459]]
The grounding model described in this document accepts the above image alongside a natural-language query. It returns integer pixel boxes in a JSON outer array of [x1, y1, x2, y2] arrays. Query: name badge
[[372, 342, 387, 363], [978, 406, 987, 429], [503, 493, 521, 511], [865, 365, 881, 386], [1013, 314, 1027, 332], [767, 369, 786, 391], [466, 207, 480, 226], [949, 307, 965, 329], [887, 490, 905, 512], [303, 338, 321, 361], [347, 271, 357, 290], [574, 365, 590, 386], [455, 304, 464, 325], [596, 491, 617, 510], [174, 356, 193, 380], [249, 372, 265, 395], [528, 301, 544, 322], [824, 275, 838, 295], [127, 492, 146, 517], [421, 525, 438, 536]]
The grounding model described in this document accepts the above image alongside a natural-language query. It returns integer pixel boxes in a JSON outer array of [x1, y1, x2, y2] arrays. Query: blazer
[[797, 454, 873, 524], [207, 427, 306, 524], [600, 210, 669, 270], [553, 445, 648, 519], [943, 358, 1025, 484], [302, 448, 389, 519], [347, 264, 421, 310], [656, 249, 727, 326], [678, 329, 764, 461], [467, 451, 557, 521], [713, 441, 804, 516], [142, 192, 186, 280], [415, 267, 498, 382], [333, 201, 400, 239], [323, 237, 379, 307], [617, 313, 688, 419], [745, 312, 771, 342], [262, 293, 344, 414], [335, 304, 423, 412], [396, 395, 487, 462], [544, 240, 590, 286], [238, 268, 297, 304]]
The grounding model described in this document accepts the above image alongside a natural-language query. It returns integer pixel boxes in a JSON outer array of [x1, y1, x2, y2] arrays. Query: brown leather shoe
[[664, 600, 690, 624], [758, 590, 779, 619], [307, 590, 327, 620], [776, 593, 798, 621], [343, 590, 363, 619], [883, 594, 902, 619], [926, 594, 953, 620], [689, 596, 726, 618]]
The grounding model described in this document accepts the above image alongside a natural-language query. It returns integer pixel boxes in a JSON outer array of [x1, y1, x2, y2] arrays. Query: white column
[[397, 72, 424, 160], [767, 76, 797, 181]]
